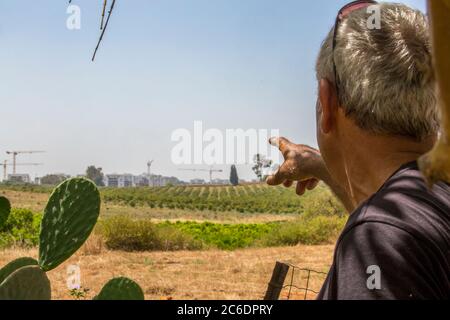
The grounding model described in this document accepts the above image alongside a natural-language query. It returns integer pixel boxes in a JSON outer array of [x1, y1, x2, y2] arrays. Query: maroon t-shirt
[[317, 162, 450, 300]]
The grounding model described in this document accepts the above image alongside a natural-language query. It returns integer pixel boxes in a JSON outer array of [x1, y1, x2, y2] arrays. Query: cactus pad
[[0, 265, 51, 300], [0, 257, 38, 285], [39, 178, 101, 271], [0, 196, 11, 228], [94, 277, 145, 300]]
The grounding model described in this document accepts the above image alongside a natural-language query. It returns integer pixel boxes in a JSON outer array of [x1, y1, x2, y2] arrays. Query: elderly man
[[267, 1, 450, 300]]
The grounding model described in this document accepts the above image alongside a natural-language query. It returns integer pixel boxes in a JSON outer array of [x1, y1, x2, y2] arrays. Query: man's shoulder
[[347, 162, 450, 249], [323, 163, 450, 300], [333, 219, 450, 300]]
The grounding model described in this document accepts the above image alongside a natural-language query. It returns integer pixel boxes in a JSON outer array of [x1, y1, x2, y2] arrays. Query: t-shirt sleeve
[[333, 222, 444, 300]]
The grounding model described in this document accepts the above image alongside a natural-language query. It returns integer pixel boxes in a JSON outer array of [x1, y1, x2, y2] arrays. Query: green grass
[[97, 215, 346, 251], [157, 221, 277, 250]]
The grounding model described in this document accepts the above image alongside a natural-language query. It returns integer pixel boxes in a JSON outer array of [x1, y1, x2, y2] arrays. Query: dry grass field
[[0, 244, 334, 300]]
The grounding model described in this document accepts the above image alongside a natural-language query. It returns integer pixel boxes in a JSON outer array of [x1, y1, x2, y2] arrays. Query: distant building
[[149, 175, 183, 187], [148, 175, 162, 187], [123, 175, 134, 187], [8, 174, 31, 184], [105, 173, 184, 188], [105, 174, 119, 187], [40, 173, 70, 185], [190, 179, 206, 185], [162, 176, 182, 186], [134, 175, 150, 187], [105, 174, 133, 188], [211, 179, 230, 186]]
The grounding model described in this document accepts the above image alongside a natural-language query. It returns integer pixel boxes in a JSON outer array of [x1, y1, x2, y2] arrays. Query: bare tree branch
[[92, 0, 116, 61], [100, 0, 108, 30]]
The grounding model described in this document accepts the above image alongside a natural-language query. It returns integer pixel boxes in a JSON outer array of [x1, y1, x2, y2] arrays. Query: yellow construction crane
[[5, 150, 46, 174], [2, 160, 43, 181], [179, 166, 223, 184]]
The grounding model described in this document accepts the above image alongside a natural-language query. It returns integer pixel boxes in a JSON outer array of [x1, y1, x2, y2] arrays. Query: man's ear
[[318, 78, 339, 134]]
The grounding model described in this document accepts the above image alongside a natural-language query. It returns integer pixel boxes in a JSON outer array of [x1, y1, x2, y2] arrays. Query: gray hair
[[316, 2, 438, 141]]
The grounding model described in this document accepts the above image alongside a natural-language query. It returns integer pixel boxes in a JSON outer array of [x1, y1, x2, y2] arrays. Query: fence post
[[264, 262, 289, 300]]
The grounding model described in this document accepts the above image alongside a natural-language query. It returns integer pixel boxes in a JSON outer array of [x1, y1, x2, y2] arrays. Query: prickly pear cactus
[[0, 196, 11, 227], [94, 277, 145, 300], [0, 265, 51, 300], [0, 257, 38, 285], [39, 178, 101, 271]]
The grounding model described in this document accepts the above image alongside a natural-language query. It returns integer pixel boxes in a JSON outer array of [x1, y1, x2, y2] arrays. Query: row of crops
[[0, 182, 344, 216], [101, 184, 333, 214]]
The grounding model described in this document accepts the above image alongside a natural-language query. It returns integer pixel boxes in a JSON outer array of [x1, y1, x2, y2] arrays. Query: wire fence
[[130, 262, 327, 301], [265, 262, 327, 300]]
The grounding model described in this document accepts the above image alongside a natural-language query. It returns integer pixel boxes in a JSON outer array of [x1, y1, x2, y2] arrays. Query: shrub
[[98, 216, 203, 251], [0, 209, 42, 248], [157, 226, 203, 251], [300, 187, 346, 218], [259, 215, 346, 247]]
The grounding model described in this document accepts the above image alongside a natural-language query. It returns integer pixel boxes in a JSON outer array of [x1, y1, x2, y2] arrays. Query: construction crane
[[2, 160, 43, 181], [5, 151, 46, 174], [179, 166, 223, 184], [147, 160, 154, 176]]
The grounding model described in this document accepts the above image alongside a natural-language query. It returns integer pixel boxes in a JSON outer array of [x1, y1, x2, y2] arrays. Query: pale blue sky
[[0, 0, 426, 181]]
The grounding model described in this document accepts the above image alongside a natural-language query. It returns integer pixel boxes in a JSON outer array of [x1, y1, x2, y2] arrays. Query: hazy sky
[[0, 0, 426, 182]]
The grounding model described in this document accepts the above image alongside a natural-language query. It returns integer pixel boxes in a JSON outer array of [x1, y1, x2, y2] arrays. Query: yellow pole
[[419, 0, 450, 185]]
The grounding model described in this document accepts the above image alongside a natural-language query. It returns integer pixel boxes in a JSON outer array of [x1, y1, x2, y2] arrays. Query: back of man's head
[[316, 2, 438, 141]]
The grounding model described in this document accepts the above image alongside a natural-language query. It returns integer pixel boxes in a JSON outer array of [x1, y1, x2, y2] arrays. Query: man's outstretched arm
[[266, 137, 355, 213]]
